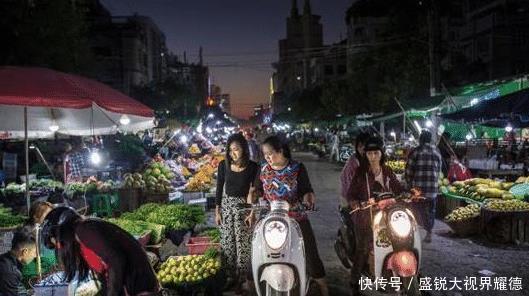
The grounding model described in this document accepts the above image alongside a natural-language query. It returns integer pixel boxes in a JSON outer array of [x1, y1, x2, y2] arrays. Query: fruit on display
[[0, 205, 26, 228], [448, 178, 516, 202], [185, 164, 215, 192], [387, 160, 406, 174], [445, 204, 481, 222], [188, 144, 202, 155], [483, 199, 529, 212], [157, 251, 221, 286], [143, 162, 174, 194], [122, 173, 146, 190], [515, 176, 529, 184]]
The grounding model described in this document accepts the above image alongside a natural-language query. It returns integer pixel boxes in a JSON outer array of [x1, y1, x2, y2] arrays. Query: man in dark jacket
[[0, 230, 37, 296]]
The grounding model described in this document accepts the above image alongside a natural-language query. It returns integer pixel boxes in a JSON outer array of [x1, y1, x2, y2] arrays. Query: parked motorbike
[[339, 144, 354, 163], [335, 192, 423, 295], [251, 200, 310, 296]]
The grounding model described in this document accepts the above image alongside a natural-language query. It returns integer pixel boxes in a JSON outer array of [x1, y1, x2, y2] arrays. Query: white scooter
[[251, 200, 309, 296], [336, 192, 423, 295]]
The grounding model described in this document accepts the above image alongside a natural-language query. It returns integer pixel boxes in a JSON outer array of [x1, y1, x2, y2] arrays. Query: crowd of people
[[0, 126, 453, 296]]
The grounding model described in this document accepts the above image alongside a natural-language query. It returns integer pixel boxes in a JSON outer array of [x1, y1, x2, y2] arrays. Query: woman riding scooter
[[348, 136, 403, 293], [247, 136, 329, 296]]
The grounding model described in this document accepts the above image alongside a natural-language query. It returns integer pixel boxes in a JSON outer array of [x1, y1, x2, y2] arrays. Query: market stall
[[440, 177, 529, 244], [0, 66, 155, 213]]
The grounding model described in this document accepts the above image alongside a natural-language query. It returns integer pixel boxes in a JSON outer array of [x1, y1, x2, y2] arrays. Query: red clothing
[[447, 161, 472, 182], [349, 165, 403, 202], [80, 241, 108, 274], [75, 219, 159, 296]]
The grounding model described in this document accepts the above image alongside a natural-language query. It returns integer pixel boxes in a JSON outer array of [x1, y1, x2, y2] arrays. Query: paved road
[[298, 152, 529, 296]]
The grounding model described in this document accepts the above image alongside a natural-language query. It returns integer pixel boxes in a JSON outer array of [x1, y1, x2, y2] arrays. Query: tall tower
[[303, 0, 311, 16], [291, 0, 299, 18]]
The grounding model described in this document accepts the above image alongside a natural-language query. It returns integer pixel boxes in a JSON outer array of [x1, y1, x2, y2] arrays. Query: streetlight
[[296, 76, 301, 81], [288, 107, 292, 112], [413, 120, 421, 131], [180, 135, 188, 144], [390, 131, 397, 142], [425, 120, 433, 128], [49, 121, 59, 132], [119, 115, 130, 126], [90, 149, 102, 165]]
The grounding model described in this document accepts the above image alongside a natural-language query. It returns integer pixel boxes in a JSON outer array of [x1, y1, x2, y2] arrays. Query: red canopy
[[0, 66, 153, 117]]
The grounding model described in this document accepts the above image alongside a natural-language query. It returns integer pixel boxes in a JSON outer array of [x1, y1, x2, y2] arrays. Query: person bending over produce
[[41, 207, 160, 296], [0, 229, 37, 296]]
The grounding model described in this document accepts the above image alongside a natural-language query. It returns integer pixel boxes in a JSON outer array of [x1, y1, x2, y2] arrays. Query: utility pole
[[428, 0, 441, 96]]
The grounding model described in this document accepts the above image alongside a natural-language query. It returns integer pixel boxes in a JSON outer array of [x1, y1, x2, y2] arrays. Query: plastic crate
[[33, 284, 69, 296], [186, 239, 220, 255], [189, 236, 211, 244], [135, 230, 152, 248]]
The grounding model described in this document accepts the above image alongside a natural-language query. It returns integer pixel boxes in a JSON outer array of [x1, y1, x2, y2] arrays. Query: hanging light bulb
[[120, 115, 131, 125], [180, 135, 188, 144], [425, 120, 433, 128], [49, 121, 59, 132], [91, 150, 101, 165]]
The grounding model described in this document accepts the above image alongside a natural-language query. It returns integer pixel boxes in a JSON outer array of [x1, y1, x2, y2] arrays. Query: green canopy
[[442, 122, 506, 141]]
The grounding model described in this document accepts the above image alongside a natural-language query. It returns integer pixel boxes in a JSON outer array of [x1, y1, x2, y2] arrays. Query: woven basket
[[445, 216, 480, 237]]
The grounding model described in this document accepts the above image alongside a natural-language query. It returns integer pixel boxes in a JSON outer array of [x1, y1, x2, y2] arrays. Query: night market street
[[283, 152, 529, 296]]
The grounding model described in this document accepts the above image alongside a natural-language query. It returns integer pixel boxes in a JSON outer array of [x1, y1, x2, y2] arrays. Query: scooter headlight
[[389, 210, 412, 238], [264, 220, 288, 250]]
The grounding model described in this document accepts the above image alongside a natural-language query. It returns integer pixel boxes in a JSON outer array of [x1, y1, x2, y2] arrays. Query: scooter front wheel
[[401, 276, 421, 296], [266, 284, 289, 296]]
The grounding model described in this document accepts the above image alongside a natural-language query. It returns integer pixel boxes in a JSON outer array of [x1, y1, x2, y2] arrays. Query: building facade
[[86, 1, 167, 95]]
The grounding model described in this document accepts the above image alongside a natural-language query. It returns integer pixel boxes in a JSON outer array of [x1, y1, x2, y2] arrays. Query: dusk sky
[[103, 0, 352, 118]]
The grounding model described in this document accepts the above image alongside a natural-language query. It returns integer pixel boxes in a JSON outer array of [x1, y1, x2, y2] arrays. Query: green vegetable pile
[[2, 183, 26, 195], [121, 203, 205, 231], [0, 205, 26, 228], [198, 228, 221, 243], [28, 179, 64, 191], [107, 218, 166, 244], [65, 182, 87, 195]]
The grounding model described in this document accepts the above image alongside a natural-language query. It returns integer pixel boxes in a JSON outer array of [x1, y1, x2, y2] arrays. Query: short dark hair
[[355, 132, 371, 151], [419, 130, 432, 146], [11, 230, 35, 251], [226, 133, 250, 167], [262, 135, 292, 159]]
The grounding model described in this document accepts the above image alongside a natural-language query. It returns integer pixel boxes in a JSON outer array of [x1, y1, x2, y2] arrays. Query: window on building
[[354, 27, 365, 37], [324, 65, 334, 76]]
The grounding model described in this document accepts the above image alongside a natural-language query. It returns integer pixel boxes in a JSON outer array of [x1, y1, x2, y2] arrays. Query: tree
[[322, 0, 429, 116], [0, 0, 94, 74], [132, 78, 202, 119]]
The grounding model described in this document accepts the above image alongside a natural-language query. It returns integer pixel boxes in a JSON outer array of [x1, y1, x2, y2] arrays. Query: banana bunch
[[484, 199, 529, 212], [188, 144, 202, 155], [445, 204, 481, 222], [387, 160, 406, 174]]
